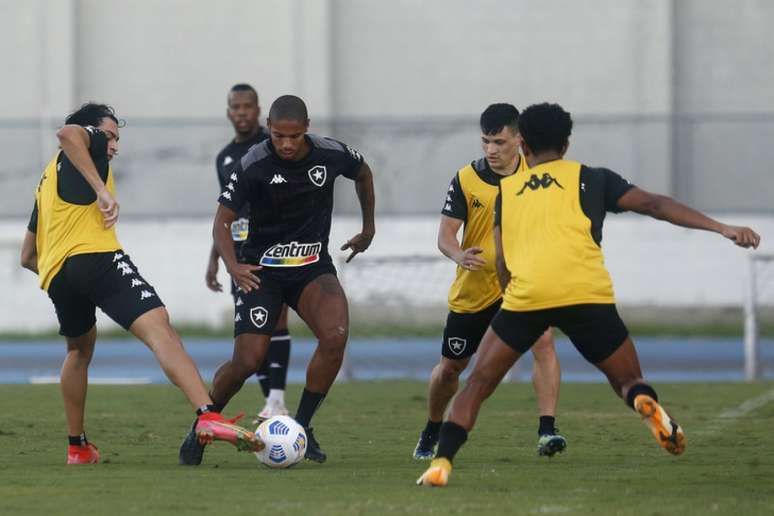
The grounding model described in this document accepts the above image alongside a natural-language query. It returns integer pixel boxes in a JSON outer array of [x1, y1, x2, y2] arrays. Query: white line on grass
[[694, 387, 774, 437]]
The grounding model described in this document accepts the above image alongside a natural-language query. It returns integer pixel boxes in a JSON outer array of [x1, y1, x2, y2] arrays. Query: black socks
[[295, 388, 326, 428], [424, 420, 442, 435], [626, 383, 659, 410], [538, 415, 556, 436], [435, 421, 468, 462], [68, 433, 87, 446]]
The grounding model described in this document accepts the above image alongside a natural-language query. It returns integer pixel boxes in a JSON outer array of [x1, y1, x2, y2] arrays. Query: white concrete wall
[[1, 0, 773, 219], [1, 215, 771, 333]]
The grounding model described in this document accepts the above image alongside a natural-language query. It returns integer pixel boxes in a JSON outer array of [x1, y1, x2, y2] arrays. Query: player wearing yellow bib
[[413, 104, 565, 460], [20, 103, 262, 465], [417, 102, 761, 487]]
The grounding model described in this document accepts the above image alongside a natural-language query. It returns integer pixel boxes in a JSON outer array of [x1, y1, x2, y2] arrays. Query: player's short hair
[[480, 103, 519, 135], [518, 103, 573, 154], [228, 83, 258, 105], [268, 95, 308, 123], [64, 103, 122, 128]]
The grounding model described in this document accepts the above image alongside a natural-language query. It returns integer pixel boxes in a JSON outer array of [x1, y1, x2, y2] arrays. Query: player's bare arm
[[493, 225, 510, 290], [341, 161, 376, 263], [20, 230, 38, 274], [213, 204, 261, 292], [618, 187, 761, 249], [205, 243, 223, 292], [56, 124, 119, 228], [438, 215, 485, 270]]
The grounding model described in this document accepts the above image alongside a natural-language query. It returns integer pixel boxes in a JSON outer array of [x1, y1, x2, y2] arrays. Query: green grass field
[[1, 382, 773, 515]]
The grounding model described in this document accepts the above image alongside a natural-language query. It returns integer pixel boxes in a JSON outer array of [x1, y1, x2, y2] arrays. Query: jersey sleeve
[[27, 201, 38, 233], [218, 161, 248, 213], [337, 140, 365, 180], [598, 167, 635, 213], [441, 173, 467, 221]]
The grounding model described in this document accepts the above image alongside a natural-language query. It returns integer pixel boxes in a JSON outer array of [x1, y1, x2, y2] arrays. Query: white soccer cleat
[[253, 400, 290, 425]]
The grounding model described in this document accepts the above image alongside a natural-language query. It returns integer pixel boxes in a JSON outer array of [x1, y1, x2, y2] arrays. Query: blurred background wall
[[1, 0, 772, 332]]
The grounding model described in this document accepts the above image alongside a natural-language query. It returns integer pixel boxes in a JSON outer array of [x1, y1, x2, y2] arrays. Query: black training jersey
[[218, 133, 364, 267], [215, 128, 269, 221]]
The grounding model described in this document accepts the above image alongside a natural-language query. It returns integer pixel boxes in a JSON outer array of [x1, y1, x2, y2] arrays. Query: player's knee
[[531, 331, 555, 357], [438, 360, 465, 383], [66, 347, 93, 366], [466, 370, 499, 398], [318, 326, 348, 353]]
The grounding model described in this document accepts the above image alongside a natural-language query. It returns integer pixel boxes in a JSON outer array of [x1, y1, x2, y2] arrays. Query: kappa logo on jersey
[[447, 337, 467, 356], [516, 173, 564, 196], [221, 191, 232, 201], [223, 155, 233, 166], [113, 252, 124, 262], [270, 174, 287, 185], [226, 182, 235, 191], [308, 165, 327, 187], [130, 278, 145, 288], [230, 172, 238, 182], [250, 306, 269, 328], [471, 197, 484, 209], [140, 290, 155, 300], [234, 313, 242, 323], [260, 241, 322, 267], [345, 145, 362, 161]]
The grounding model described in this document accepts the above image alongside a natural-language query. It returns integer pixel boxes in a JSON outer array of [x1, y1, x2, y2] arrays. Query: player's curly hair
[[518, 103, 572, 154], [65, 103, 124, 128], [480, 103, 519, 135]]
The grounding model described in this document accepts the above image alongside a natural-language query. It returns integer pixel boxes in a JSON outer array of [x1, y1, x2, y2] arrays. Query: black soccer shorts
[[46, 250, 165, 337], [490, 303, 629, 364], [441, 299, 502, 360], [233, 260, 336, 337]]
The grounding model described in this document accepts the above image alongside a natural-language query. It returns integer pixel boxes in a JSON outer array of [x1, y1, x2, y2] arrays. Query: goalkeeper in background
[[413, 103, 565, 460]]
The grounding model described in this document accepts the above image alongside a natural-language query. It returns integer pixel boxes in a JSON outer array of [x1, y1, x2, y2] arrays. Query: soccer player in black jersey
[[206, 83, 293, 423], [417, 103, 761, 487], [180, 94, 376, 464], [20, 103, 262, 465]]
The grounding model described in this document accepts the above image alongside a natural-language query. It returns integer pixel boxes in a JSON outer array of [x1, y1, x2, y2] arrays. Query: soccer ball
[[254, 415, 307, 468]]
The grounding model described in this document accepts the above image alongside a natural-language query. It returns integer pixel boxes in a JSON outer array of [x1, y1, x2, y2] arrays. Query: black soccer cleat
[[537, 431, 567, 457], [304, 427, 327, 463], [413, 431, 439, 460], [179, 417, 206, 466]]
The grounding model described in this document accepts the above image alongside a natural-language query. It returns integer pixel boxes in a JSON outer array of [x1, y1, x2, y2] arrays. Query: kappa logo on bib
[[250, 306, 269, 328], [260, 241, 322, 267], [308, 165, 327, 187]]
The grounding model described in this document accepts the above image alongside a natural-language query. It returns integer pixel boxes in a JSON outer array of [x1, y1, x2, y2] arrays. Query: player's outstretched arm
[[213, 204, 260, 292], [438, 215, 485, 270], [341, 161, 376, 263], [56, 125, 119, 228], [20, 230, 38, 274], [493, 225, 510, 290], [617, 187, 761, 249]]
